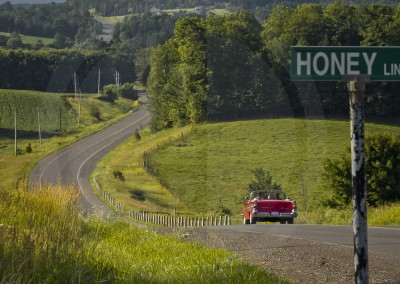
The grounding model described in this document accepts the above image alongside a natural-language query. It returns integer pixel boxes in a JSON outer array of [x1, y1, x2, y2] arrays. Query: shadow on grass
[[0, 128, 59, 139]]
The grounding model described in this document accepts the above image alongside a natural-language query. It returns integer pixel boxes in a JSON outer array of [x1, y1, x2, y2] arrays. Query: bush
[[112, 170, 125, 182], [118, 83, 138, 100], [129, 189, 145, 201], [99, 83, 138, 102], [99, 84, 118, 102], [25, 143, 33, 154], [323, 133, 400, 207]]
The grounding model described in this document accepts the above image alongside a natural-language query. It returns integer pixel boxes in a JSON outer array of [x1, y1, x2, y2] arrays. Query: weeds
[[0, 185, 287, 283]]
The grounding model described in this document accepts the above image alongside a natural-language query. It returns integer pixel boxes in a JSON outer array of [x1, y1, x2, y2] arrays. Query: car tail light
[[293, 200, 297, 209]]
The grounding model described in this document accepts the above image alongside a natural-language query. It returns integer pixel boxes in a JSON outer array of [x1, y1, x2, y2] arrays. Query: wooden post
[[347, 76, 369, 284]]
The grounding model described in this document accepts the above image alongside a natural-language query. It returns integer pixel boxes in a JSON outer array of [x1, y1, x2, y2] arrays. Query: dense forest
[[0, 1, 100, 42], [0, 49, 135, 92], [66, 0, 399, 17], [147, 2, 400, 130]]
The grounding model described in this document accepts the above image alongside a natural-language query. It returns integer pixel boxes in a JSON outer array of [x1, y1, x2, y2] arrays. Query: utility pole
[[347, 75, 369, 284], [78, 90, 82, 126], [37, 106, 42, 146], [14, 110, 17, 156], [59, 104, 62, 137], [115, 70, 120, 86], [73, 72, 78, 99], [98, 68, 101, 96]]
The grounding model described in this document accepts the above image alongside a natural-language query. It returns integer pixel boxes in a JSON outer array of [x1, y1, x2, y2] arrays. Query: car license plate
[[271, 212, 280, 217]]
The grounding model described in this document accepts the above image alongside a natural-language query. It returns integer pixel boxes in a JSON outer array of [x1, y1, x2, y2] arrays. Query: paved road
[[29, 94, 150, 216], [212, 223, 400, 260]]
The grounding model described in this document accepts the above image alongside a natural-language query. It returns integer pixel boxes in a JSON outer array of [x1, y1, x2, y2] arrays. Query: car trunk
[[256, 200, 293, 213]]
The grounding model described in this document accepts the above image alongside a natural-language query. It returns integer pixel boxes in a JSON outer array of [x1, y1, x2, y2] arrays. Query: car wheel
[[244, 216, 250, 225], [287, 218, 294, 224], [250, 214, 256, 224]]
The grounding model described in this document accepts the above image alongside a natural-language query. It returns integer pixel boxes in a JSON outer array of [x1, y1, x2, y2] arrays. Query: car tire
[[250, 214, 256, 224], [244, 216, 250, 225]]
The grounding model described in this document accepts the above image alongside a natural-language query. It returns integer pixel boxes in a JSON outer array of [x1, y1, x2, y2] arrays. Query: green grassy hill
[[148, 119, 400, 214], [0, 32, 54, 45], [93, 118, 400, 218]]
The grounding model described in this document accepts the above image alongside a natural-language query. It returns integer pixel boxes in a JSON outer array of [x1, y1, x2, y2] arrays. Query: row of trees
[[0, 2, 100, 41], [65, 0, 398, 17], [148, 3, 400, 131], [0, 49, 135, 92]]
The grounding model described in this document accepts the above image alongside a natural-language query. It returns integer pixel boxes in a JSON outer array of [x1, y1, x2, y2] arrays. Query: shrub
[[99, 84, 118, 102], [129, 189, 145, 201], [112, 170, 125, 182], [118, 83, 138, 100], [25, 143, 33, 153], [323, 133, 400, 207]]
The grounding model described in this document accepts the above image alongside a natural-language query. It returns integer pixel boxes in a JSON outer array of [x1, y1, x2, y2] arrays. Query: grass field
[[0, 185, 288, 283], [0, 31, 54, 45], [0, 89, 138, 191], [93, 117, 400, 220]]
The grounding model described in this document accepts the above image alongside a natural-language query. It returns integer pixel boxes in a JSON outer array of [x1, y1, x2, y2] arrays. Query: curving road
[[28, 93, 400, 281], [29, 93, 150, 216]]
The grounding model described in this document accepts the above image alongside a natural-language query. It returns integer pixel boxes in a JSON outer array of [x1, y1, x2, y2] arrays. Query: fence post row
[[93, 178, 232, 227], [126, 209, 231, 227]]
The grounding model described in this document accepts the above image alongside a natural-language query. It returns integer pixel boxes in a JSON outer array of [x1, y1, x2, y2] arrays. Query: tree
[[323, 133, 400, 207], [248, 167, 282, 193], [6, 33, 23, 49]]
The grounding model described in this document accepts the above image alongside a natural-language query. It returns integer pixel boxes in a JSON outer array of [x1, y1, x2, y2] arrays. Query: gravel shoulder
[[153, 226, 400, 284]]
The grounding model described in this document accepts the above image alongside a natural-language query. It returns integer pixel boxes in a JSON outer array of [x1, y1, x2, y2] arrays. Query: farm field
[[0, 31, 54, 45], [0, 89, 138, 191]]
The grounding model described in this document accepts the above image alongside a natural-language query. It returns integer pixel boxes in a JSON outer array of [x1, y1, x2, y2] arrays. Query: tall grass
[[295, 203, 400, 226], [0, 185, 288, 283], [92, 126, 193, 214]]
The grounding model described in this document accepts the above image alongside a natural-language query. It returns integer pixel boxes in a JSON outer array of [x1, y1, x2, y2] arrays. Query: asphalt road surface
[[212, 223, 400, 260], [29, 94, 150, 216]]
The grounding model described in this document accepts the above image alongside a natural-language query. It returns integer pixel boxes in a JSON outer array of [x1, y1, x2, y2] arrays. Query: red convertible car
[[243, 190, 298, 224]]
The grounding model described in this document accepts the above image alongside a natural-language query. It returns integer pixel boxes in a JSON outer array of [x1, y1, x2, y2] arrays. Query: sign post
[[290, 46, 400, 283], [347, 75, 369, 284]]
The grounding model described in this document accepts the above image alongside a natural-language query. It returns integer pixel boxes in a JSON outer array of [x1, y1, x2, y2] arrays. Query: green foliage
[[129, 188, 145, 201], [118, 83, 138, 100], [0, 1, 97, 40], [100, 84, 118, 102], [25, 143, 33, 154], [100, 83, 138, 102], [0, 49, 136, 92], [112, 170, 125, 182], [323, 133, 400, 207], [134, 129, 141, 141], [248, 167, 282, 193], [0, 186, 286, 283]]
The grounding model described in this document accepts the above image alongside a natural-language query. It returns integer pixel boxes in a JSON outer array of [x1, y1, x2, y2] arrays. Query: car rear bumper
[[252, 211, 298, 218]]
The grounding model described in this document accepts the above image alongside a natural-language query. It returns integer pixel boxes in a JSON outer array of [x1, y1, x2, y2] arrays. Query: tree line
[[147, 3, 400, 131], [65, 0, 398, 17], [0, 1, 100, 43], [0, 49, 135, 92]]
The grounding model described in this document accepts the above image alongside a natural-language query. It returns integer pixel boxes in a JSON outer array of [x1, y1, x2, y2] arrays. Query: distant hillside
[[0, 0, 64, 4]]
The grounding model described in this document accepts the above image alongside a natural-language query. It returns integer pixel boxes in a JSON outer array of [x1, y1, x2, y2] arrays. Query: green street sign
[[290, 46, 400, 81]]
